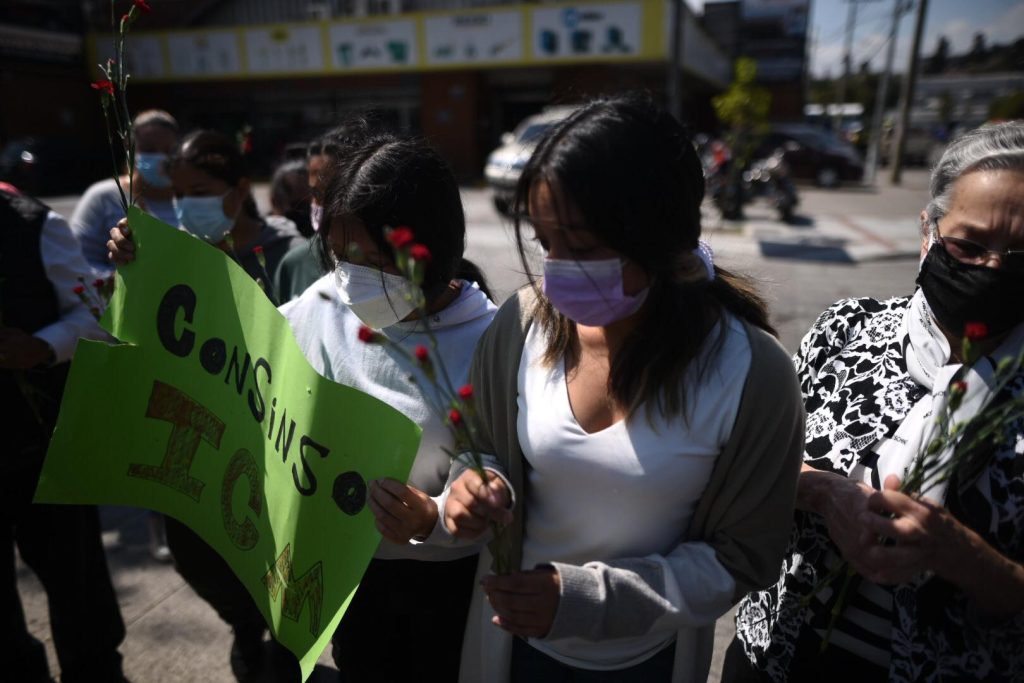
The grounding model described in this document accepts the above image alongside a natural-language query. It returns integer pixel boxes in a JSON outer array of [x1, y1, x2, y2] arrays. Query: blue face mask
[[135, 153, 172, 188], [174, 193, 234, 243]]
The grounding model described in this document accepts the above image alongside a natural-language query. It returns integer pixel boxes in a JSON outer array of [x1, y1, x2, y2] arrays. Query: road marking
[[832, 213, 900, 251]]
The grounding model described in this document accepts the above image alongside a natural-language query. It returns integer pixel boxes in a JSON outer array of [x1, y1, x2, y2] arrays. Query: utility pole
[[891, 0, 928, 184], [834, 0, 860, 133], [864, 0, 909, 185], [667, 0, 684, 122]]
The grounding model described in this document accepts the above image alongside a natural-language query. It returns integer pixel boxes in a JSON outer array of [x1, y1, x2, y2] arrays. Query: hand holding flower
[[107, 218, 136, 266], [367, 478, 438, 545], [444, 468, 513, 539], [859, 475, 1024, 618], [799, 465, 879, 576], [482, 567, 560, 638]]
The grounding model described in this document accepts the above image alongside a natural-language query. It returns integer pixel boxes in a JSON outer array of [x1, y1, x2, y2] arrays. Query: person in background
[[2, 185, 129, 683], [269, 158, 314, 238], [107, 129, 305, 681], [71, 109, 179, 276], [281, 127, 498, 683], [727, 121, 1024, 682], [273, 120, 373, 303], [442, 94, 805, 683], [115, 129, 305, 304]]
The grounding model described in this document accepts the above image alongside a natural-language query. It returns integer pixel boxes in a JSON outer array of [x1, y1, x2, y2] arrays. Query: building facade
[[83, 0, 732, 178]]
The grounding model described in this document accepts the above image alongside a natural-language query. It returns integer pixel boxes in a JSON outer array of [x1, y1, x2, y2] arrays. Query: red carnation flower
[[73, 284, 86, 295], [448, 408, 463, 426], [964, 322, 988, 341], [133, 0, 152, 13], [90, 80, 114, 95], [409, 244, 432, 263], [458, 384, 473, 400], [386, 227, 415, 250], [414, 345, 429, 363], [357, 325, 376, 343]]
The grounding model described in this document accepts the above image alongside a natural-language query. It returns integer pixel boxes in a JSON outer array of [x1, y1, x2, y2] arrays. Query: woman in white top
[[441, 94, 806, 682], [280, 129, 498, 682]]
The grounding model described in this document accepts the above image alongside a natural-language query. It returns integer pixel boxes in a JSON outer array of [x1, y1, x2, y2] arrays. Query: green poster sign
[[36, 208, 421, 680]]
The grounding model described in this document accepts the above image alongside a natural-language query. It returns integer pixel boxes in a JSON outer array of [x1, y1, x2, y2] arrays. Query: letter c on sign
[[157, 284, 197, 357], [221, 448, 262, 551]]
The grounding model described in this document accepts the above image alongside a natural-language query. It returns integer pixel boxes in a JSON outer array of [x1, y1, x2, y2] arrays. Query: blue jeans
[[511, 636, 676, 682]]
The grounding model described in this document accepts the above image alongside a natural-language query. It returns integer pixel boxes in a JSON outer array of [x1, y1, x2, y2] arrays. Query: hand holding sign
[[37, 208, 421, 681]]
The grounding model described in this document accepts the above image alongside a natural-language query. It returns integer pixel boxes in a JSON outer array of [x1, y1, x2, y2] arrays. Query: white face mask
[[334, 261, 418, 330]]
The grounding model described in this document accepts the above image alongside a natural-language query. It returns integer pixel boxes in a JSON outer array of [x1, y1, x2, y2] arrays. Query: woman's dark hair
[[512, 93, 775, 419], [168, 129, 259, 220], [317, 131, 475, 304], [306, 117, 375, 203]]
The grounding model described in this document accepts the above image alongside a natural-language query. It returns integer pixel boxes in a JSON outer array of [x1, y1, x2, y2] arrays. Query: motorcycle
[[700, 138, 799, 223], [741, 147, 799, 223]]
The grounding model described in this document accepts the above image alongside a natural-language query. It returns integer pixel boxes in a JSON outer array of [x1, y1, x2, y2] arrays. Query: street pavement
[[21, 171, 932, 682]]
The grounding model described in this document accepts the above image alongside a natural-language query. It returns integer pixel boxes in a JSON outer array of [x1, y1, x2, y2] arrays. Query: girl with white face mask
[[442, 95, 806, 683], [109, 130, 305, 307], [105, 129, 307, 678], [278, 128, 499, 682]]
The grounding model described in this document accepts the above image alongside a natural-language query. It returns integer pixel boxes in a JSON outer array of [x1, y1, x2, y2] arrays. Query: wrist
[[417, 500, 440, 540], [796, 465, 837, 515], [32, 337, 56, 367], [939, 523, 1024, 617]]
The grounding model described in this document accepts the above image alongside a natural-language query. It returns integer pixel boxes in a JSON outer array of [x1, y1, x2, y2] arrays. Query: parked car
[[757, 125, 864, 187], [484, 106, 578, 215], [0, 137, 107, 197]]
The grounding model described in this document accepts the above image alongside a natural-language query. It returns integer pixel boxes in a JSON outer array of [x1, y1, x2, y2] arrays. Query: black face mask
[[917, 241, 1024, 338]]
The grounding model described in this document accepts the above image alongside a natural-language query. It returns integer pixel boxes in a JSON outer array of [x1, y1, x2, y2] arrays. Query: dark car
[[757, 125, 864, 187], [0, 137, 107, 197]]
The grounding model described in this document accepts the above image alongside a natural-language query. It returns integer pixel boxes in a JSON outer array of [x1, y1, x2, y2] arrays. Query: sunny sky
[[688, 0, 1024, 77]]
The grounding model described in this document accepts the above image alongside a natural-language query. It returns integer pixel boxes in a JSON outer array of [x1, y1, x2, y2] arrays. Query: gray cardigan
[[454, 287, 805, 682]]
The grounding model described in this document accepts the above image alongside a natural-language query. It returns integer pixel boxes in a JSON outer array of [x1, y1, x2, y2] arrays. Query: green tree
[[712, 58, 772, 171], [990, 91, 1024, 120]]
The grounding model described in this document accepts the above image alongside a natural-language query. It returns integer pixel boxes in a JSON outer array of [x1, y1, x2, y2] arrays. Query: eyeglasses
[[932, 221, 1024, 270]]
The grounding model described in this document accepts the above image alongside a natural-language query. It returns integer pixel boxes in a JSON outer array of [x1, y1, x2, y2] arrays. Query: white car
[[484, 106, 578, 215]]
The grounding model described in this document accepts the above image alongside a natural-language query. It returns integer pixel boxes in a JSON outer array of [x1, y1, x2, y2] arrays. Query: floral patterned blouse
[[734, 296, 1024, 682]]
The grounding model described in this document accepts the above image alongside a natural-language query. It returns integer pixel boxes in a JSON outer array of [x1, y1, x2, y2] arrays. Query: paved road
[[21, 172, 931, 682]]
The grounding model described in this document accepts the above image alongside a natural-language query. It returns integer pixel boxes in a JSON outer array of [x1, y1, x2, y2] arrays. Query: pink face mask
[[542, 257, 648, 326]]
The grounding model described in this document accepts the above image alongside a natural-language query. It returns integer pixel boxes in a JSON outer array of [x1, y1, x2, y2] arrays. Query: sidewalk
[[703, 171, 931, 264]]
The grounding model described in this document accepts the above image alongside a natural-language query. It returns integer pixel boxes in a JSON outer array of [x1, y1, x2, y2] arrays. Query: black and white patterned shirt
[[734, 296, 1024, 682]]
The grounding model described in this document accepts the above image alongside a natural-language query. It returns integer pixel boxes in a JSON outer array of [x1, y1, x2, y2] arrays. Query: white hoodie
[[280, 273, 497, 561]]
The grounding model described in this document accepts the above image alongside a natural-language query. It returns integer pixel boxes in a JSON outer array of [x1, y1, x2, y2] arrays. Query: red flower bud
[[133, 0, 152, 13], [951, 380, 968, 395], [90, 80, 115, 95], [357, 325, 377, 343], [386, 227, 415, 250], [458, 384, 473, 400], [964, 322, 988, 341], [93, 278, 105, 289], [73, 284, 86, 295], [409, 243, 432, 263], [252, 245, 264, 255], [448, 408, 463, 426], [414, 345, 429, 363]]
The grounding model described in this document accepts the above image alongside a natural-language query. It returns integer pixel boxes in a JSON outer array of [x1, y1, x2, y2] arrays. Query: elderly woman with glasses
[[725, 121, 1024, 683]]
